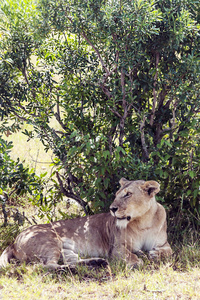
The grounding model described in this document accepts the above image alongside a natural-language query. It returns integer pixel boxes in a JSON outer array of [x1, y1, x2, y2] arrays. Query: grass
[[0, 213, 200, 300], [0, 208, 199, 300], [0, 258, 200, 299], [0, 207, 200, 300]]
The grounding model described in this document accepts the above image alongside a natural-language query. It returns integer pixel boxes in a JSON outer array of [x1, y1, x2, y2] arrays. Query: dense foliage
[[0, 138, 42, 196], [0, 135, 43, 225], [0, 0, 199, 230], [0, 136, 41, 196]]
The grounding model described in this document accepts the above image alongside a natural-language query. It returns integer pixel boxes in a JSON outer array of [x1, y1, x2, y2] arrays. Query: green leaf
[[104, 177, 109, 189], [189, 170, 195, 179], [103, 150, 110, 160], [164, 140, 172, 148]]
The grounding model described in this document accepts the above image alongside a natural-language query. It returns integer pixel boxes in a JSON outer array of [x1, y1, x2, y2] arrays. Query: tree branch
[[109, 108, 122, 118], [11, 109, 30, 122], [0, 193, 8, 226], [150, 52, 159, 126], [54, 94, 68, 132], [99, 82, 112, 99], [108, 125, 117, 155], [121, 68, 126, 109], [140, 116, 149, 161], [80, 31, 109, 76], [21, 64, 37, 100], [56, 172, 91, 215]]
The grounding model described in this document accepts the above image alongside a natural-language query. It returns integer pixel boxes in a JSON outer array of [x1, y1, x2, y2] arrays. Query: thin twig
[[56, 172, 91, 215], [150, 52, 159, 126], [140, 116, 149, 160], [80, 31, 109, 75]]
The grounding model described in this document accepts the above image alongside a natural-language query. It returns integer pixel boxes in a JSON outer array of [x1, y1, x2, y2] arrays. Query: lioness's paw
[[80, 258, 109, 268], [129, 258, 144, 269], [148, 250, 159, 260], [88, 258, 109, 268], [135, 250, 146, 259]]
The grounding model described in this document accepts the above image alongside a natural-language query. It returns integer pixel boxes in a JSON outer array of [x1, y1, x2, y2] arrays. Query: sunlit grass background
[[5, 123, 54, 176]]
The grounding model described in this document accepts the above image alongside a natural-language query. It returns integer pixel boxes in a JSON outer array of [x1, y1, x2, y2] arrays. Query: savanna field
[[0, 229, 200, 299], [0, 0, 200, 298], [0, 130, 200, 300]]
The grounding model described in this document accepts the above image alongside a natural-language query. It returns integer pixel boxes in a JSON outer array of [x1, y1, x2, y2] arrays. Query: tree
[[0, 0, 199, 228]]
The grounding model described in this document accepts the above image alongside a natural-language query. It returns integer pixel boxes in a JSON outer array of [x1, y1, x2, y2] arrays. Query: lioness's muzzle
[[110, 207, 118, 214]]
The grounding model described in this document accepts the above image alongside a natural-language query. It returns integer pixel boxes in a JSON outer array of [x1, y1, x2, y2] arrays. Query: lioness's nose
[[110, 207, 118, 213]]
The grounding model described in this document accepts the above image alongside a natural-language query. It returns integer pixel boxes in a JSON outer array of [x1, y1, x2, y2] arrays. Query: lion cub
[[0, 178, 172, 269]]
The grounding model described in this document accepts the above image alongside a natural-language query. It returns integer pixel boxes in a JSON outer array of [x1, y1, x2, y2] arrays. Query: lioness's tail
[[0, 245, 14, 268]]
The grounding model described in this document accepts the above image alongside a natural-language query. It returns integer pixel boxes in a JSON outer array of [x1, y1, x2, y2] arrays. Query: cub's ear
[[119, 177, 130, 187], [140, 181, 160, 197]]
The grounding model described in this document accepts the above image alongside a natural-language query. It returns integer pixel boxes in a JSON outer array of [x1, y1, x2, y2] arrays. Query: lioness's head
[[110, 178, 160, 228]]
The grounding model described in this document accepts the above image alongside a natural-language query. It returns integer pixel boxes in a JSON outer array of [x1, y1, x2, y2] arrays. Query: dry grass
[[0, 262, 200, 299], [0, 212, 199, 300]]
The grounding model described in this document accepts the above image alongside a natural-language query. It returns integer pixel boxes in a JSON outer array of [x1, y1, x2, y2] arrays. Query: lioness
[[0, 178, 172, 269]]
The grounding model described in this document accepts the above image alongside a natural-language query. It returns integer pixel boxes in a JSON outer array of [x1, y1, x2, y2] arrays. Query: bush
[[0, 0, 199, 235], [0, 136, 44, 225]]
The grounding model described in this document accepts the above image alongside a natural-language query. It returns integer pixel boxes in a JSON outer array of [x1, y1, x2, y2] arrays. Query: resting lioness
[[0, 178, 172, 269]]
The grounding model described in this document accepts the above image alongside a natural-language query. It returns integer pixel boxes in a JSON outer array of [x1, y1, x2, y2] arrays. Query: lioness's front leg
[[148, 242, 172, 260], [125, 250, 144, 268], [112, 245, 143, 268], [62, 249, 108, 268], [61, 239, 108, 269]]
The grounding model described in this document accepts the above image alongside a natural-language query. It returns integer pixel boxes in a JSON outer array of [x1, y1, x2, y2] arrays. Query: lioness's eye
[[124, 192, 132, 197]]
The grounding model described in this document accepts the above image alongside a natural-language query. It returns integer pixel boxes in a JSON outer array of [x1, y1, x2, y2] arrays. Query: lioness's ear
[[140, 181, 160, 197], [119, 178, 129, 187]]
